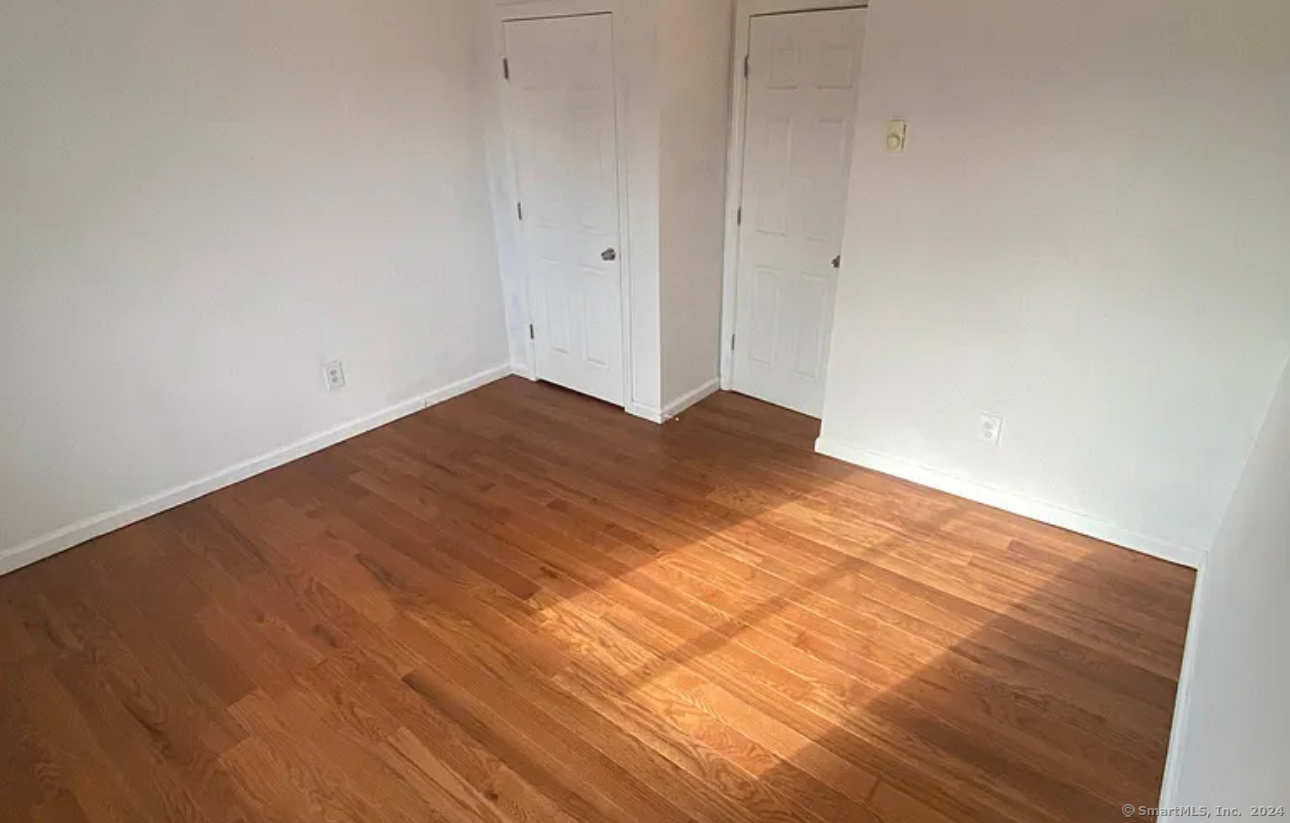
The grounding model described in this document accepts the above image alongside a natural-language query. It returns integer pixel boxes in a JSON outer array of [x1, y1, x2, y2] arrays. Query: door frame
[[718, 0, 869, 392], [486, 0, 636, 411]]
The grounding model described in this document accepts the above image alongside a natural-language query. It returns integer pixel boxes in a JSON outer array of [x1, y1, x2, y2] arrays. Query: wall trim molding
[[0, 364, 513, 577], [1156, 556, 1209, 809], [627, 402, 664, 424], [663, 378, 721, 421], [510, 360, 537, 380], [815, 436, 1207, 569]]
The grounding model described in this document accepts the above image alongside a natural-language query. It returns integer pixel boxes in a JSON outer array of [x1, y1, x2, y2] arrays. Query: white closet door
[[505, 14, 625, 406], [732, 8, 866, 418]]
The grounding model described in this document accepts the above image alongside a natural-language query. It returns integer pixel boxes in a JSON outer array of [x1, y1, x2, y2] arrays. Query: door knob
[[832, 254, 841, 269], [601, 247, 617, 262]]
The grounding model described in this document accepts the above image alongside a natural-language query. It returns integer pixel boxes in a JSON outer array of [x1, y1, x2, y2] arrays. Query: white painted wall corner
[[663, 378, 721, 420], [628, 402, 665, 424], [510, 360, 537, 380], [1155, 556, 1210, 809]]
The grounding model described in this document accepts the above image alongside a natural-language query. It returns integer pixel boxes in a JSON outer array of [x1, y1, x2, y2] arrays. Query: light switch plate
[[886, 120, 908, 152]]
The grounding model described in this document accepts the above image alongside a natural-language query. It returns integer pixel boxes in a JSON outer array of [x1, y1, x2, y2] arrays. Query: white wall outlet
[[886, 120, 908, 152], [979, 413, 1003, 447], [323, 360, 346, 392]]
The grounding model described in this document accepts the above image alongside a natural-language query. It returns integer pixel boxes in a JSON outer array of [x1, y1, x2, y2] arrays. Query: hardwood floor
[[0, 376, 1195, 823]]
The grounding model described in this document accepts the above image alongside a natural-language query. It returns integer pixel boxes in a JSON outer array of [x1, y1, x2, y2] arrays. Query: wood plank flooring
[[0, 376, 1195, 823]]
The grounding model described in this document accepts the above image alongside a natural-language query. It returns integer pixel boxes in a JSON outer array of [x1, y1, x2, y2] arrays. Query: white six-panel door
[[732, 8, 867, 418], [504, 14, 625, 406]]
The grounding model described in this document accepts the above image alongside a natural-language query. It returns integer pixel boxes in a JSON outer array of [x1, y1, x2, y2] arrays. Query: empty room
[[2, 0, 1287, 821]]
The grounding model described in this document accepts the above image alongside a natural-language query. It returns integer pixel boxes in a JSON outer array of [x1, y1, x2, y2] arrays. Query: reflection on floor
[[0, 376, 1195, 823]]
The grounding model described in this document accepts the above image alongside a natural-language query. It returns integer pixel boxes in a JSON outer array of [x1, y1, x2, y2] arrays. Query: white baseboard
[[815, 437, 1206, 569], [627, 402, 664, 424], [510, 360, 536, 380], [1156, 556, 1209, 808], [0, 363, 512, 577], [662, 378, 721, 421]]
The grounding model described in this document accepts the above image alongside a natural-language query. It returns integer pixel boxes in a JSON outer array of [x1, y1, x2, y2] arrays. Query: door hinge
[[502, 57, 510, 80], [743, 54, 749, 79], [731, 333, 736, 351], [517, 202, 523, 221], [529, 324, 535, 340], [736, 206, 742, 226]]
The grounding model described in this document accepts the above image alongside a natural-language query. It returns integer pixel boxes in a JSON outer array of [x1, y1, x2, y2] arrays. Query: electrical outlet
[[323, 360, 346, 392], [979, 413, 1003, 447]]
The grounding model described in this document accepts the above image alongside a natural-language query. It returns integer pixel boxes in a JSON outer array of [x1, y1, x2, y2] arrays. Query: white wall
[[621, 1, 666, 417], [658, 0, 733, 412], [1164, 364, 1290, 806], [0, 0, 509, 568], [818, 0, 1290, 563]]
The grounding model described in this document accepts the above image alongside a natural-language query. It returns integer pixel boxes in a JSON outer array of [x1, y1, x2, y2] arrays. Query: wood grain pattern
[[0, 377, 1195, 823]]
